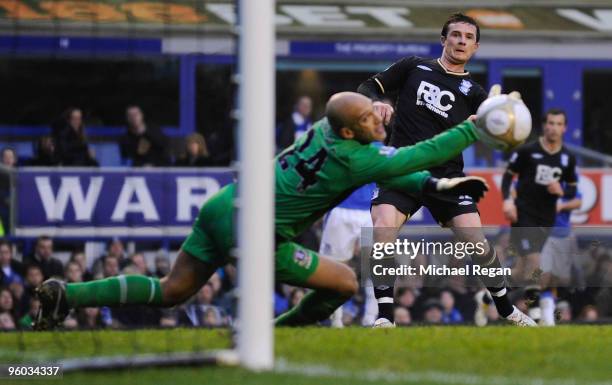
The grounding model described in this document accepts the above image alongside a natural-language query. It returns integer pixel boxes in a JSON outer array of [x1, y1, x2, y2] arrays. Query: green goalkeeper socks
[[66, 275, 163, 308], [275, 289, 348, 326]]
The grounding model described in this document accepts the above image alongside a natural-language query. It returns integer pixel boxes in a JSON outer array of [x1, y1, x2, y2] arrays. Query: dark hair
[[0, 240, 11, 249], [25, 264, 42, 274], [36, 235, 53, 245], [441, 13, 480, 42], [60, 107, 86, 141], [543, 108, 567, 125]]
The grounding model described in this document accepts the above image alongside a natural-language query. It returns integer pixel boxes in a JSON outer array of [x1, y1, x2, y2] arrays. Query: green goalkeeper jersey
[[274, 118, 479, 240]]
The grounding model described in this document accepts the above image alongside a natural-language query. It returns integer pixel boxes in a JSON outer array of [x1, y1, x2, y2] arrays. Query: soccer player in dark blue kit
[[358, 13, 534, 327], [502, 108, 578, 323]]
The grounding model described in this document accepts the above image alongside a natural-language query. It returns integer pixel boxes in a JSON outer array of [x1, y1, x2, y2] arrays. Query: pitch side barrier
[[4, 166, 234, 242], [3, 167, 612, 241]]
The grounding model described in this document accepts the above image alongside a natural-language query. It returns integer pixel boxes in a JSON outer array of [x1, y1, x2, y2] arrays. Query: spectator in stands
[[0, 311, 15, 330], [580, 305, 599, 322], [201, 307, 223, 327], [159, 309, 178, 328], [277, 95, 313, 151], [182, 283, 226, 327], [92, 239, 128, 279], [174, 133, 213, 167], [1, 147, 17, 168], [102, 256, 120, 278], [8, 279, 25, 311], [69, 251, 92, 281], [0, 240, 24, 286], [23, 265, 43, 304], [64, 261, 83, 283], [23, 236, 63, 279], [120, 105, 169, 166], [557, 300, 572, 323], [128, 252, 151, 276], [154, 255, 170, 278], [29, 136, 60, 166], [423, 299, 444, 324], [396, 287, 416, 309], [52, 107, 99, 166], [0, 287, 18, 321], [394, 306, 412, 326], [18, 297, 40, 330], [440, 289, 463, 324]]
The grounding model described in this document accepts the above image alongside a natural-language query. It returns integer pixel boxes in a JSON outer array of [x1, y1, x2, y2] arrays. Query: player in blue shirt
[[319, 183, 377, 327]]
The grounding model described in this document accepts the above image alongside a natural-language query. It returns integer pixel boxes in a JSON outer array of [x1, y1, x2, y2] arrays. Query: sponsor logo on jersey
[[531, 153, 543, 159], [509, 152, 518, 163], [535, 164, 562, 185], [561, 153, 569, 167], [417, 65, 432, 71], [459, 79, 472, 95], [416, 81, 455, 118], [293, 249, 312, 269]]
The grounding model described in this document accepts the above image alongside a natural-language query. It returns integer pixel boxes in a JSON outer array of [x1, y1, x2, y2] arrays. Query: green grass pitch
[[1, 326, 610, 385]]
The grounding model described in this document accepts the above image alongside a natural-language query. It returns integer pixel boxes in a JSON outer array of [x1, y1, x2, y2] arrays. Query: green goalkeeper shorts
[[182, 183, 319, 285], [274, 241, 320, 285]]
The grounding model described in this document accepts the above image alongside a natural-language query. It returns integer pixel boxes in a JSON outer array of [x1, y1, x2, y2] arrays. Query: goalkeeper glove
[[424, 176, 489, 203]]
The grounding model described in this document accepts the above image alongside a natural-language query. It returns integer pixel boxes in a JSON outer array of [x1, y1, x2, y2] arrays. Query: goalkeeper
[[36, 92, 491, 329]]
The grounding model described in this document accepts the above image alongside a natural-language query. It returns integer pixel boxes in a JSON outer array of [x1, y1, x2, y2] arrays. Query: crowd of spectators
[[0, 104, 215, 169], [0, 229, 610, 331], [0, 236, 237, 330]]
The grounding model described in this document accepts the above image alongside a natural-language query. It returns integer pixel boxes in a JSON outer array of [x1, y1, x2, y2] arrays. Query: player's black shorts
[[370, 186, 479, 225], [510, 213, 551, 256]]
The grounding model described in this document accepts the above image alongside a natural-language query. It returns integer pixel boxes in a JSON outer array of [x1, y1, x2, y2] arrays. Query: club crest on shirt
[[561, 153, 569, 167], [459, 79, 472, 95], [293, 250, 312, 269], [378, 146, 398, 157]]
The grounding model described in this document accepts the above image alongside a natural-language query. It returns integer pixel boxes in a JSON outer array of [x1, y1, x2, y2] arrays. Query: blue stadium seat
[[90, 143, 122, 167], [0, 141, 34, 163]]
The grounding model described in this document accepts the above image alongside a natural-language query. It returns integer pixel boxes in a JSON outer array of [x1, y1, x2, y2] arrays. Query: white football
[[475, 95, 532, 151]]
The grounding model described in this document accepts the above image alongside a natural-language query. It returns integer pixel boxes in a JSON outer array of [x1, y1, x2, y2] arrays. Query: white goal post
[[236, 0, 276, 371]]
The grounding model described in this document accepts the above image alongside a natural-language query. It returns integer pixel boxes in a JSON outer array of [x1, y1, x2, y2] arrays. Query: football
[[475, 94, 532, 151]]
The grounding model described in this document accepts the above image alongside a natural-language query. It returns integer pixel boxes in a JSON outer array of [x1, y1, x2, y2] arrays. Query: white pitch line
[[274, 359, 612, 385]]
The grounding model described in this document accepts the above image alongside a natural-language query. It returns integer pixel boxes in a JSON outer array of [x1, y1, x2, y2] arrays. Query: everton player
[[358, 13, 522, 327], [502, 108, 578, 321]]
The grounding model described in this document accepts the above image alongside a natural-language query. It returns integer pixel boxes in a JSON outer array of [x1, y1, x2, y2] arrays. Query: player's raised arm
[[349, 120, 479, 183]]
